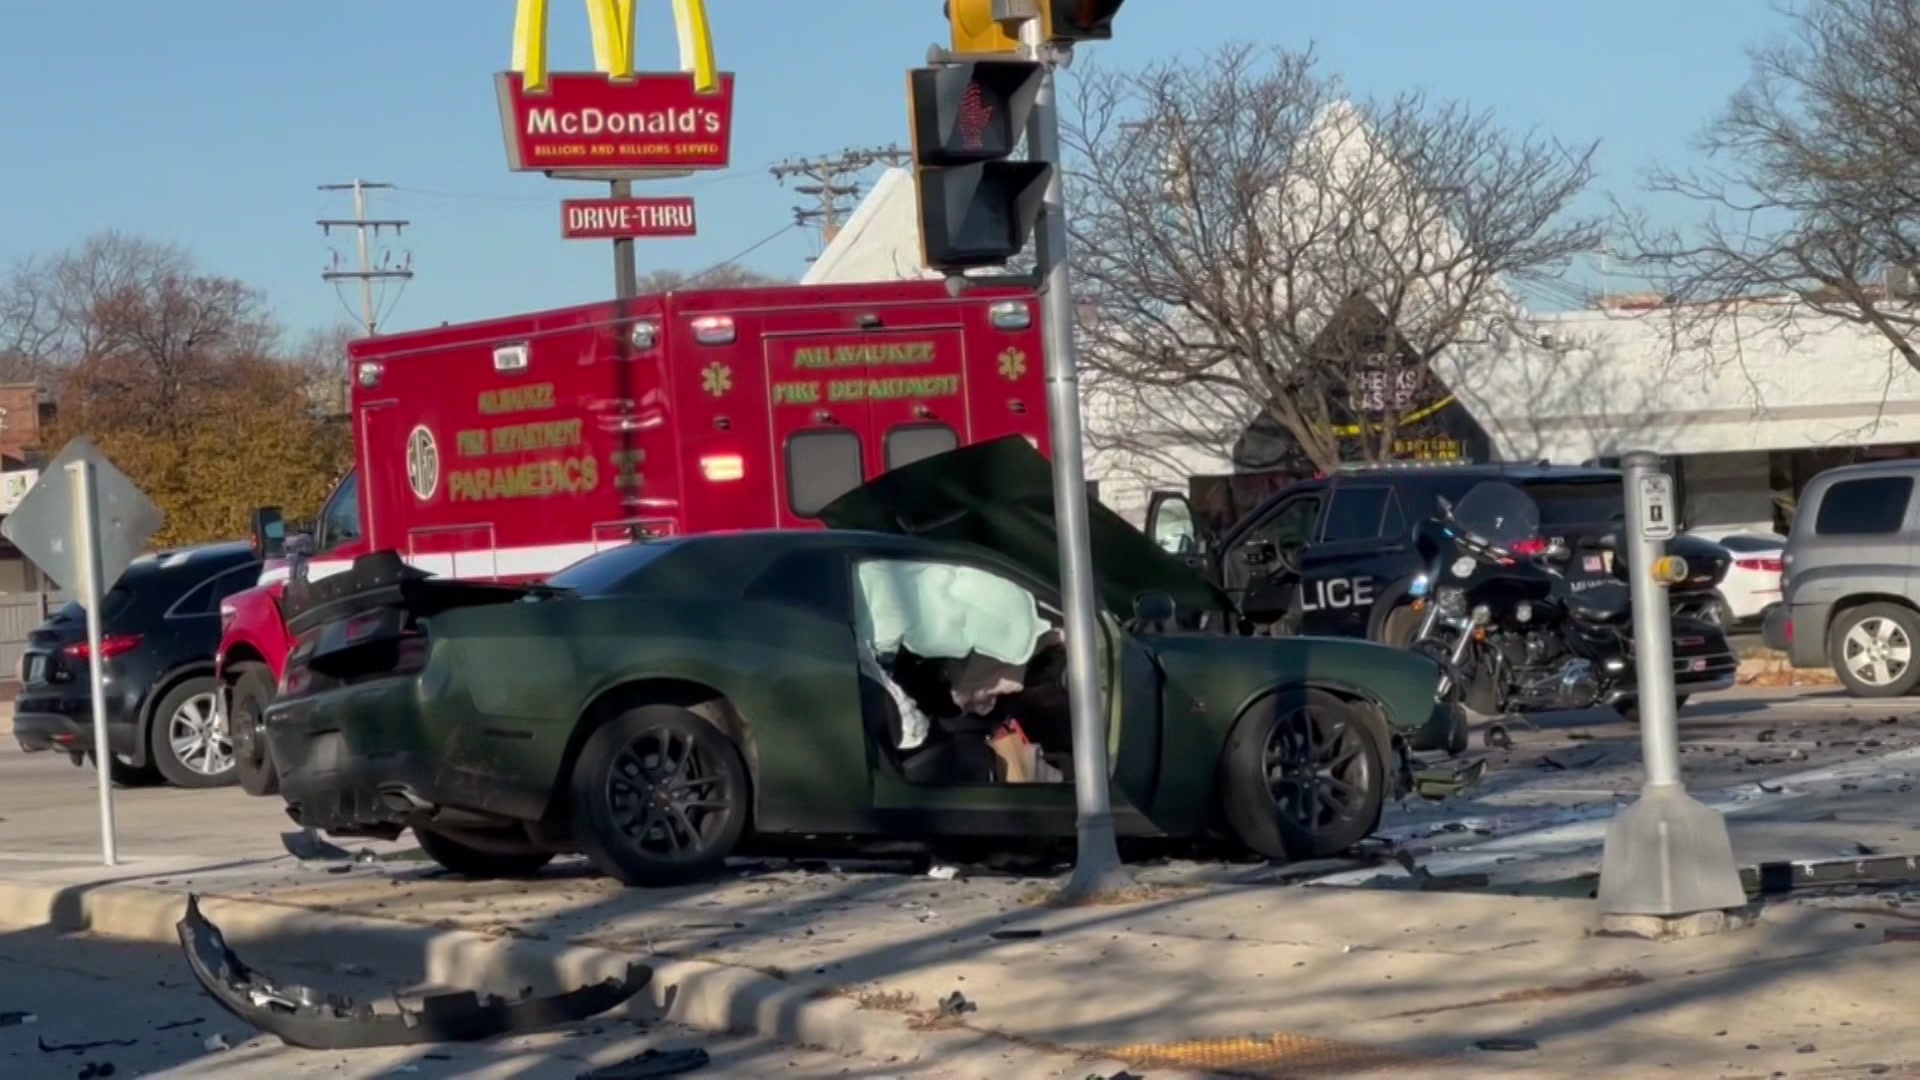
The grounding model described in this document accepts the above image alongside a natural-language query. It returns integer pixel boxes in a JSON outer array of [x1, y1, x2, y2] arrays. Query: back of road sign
[[0, 437, 163, 604]]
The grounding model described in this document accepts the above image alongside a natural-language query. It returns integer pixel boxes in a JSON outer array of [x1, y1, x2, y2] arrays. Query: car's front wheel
[[149, 676, 236, 789], [569, 704, 750, 887], [414, 825, 554, 879], [1220, 687, 1388, 862], [228, 663, 280, 797]]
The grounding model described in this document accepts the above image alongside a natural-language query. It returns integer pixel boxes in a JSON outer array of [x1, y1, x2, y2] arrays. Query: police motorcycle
[[1403, 481, 1736, 747]]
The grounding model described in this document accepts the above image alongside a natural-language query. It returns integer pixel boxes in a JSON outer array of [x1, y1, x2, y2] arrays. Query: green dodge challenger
[[265, 439, 1465, 886]]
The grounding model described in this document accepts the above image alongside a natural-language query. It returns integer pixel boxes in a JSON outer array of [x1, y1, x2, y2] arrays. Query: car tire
[[1220, 687, 1388, 862], [148, 676, 236, 789], [413, 825, 554, 879], [85, 752, 161, 788], [569, 704, 751, 887], [1828, 603, 1920, 698], [229, 663, 280, 797]]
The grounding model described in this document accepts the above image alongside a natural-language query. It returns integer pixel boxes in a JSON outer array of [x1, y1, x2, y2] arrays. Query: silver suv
[[1764, 460, 1920, 696]]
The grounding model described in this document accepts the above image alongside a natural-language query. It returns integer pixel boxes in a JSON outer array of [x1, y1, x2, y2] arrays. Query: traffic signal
[[945, 0, 1022, 55], [907, 61, 1052, 273], [1040, 0, 1126, 42]]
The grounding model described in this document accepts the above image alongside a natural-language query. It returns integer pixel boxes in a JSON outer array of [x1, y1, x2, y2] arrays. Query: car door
[[1221, 493, 1325, 627], [1294, 485, 1403, 637], [851, 553, 1122, 834]]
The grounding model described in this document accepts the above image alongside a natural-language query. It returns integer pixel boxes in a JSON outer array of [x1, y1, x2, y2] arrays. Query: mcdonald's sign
[[495, 0, 736, 175]]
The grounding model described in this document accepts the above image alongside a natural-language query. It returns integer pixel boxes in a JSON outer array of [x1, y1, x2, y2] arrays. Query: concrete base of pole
[[1056, 814, 1135, 903], [1596, 784, 1748, 929]]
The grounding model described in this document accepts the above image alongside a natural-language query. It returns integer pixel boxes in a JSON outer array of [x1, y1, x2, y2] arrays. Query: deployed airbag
[[856, 559, 1047, 666], [176, 895, 649, 1050]]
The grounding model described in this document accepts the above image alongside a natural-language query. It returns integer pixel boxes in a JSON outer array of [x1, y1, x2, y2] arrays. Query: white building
[[805, 168, 1920, 535]]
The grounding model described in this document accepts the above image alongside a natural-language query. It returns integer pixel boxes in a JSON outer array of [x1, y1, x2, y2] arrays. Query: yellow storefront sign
[[512, 0, 719, 94]]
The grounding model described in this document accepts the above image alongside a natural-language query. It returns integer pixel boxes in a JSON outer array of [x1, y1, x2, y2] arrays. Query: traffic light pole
[[1023, 25, 1131, 900]]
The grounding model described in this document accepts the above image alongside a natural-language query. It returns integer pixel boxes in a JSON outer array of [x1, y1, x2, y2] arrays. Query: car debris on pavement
[[577, 1046, 712, 1078], [175, 894, 650, 1050]]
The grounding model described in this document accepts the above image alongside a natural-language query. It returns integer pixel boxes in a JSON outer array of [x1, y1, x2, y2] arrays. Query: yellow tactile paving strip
[[1106, 1031, 1438, 1076]]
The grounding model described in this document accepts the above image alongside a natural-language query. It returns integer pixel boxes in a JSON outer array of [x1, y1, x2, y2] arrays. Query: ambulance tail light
[[690, 316, 736, 345], [699, 453, 745, 481], [989, 301, 1032, 330]]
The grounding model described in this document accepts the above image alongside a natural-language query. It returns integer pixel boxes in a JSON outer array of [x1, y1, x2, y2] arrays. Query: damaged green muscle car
[[265, 439, 1466, 886]]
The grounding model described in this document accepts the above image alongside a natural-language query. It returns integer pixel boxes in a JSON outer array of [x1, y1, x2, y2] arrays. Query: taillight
[[700, 453, 744, 481], [1737, 557, 1784, 573], [62, 634, 143, 661], [1510, 538, 1548, 556]]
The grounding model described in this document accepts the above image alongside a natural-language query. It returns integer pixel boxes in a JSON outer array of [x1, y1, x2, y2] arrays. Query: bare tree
[[1626, 0, 1920, 376], [635, 263, 788, 293], [0, 232, 197, 379], [1063, 45, 1602, 473]]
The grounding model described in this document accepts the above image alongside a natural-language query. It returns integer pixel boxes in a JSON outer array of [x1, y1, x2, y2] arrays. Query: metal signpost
[[1596, 450, 1746, 934], [0, 438, 164, 866], [1017, 18, 1130, 899]]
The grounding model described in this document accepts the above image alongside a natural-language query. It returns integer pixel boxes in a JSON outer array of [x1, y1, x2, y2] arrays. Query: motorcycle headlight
[[1449, 556, 1477, 578], [1436, 587, 1466, 618], [1409, 574, 1431, 598], [1515, 601, 1533, 624]]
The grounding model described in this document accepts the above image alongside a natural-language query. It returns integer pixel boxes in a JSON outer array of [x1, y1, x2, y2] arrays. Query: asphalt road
[[1, 682, 1912, 869], [0, 926, 971, 1079]]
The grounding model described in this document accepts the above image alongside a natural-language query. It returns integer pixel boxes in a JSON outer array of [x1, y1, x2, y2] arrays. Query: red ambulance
[[214, 279, 1049, 794]]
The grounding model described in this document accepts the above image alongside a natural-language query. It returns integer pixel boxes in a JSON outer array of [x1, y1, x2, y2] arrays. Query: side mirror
[[250, 507, 286, 559], [1134, 590, 1176, 623], [1241, 540, 1278, 566]]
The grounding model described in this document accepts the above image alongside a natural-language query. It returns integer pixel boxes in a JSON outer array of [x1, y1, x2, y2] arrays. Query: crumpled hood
[[817, 436, 1234, 619]]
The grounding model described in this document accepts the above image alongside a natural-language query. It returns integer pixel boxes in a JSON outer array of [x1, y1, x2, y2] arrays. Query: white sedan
[[1691, 530, 1785, 624]]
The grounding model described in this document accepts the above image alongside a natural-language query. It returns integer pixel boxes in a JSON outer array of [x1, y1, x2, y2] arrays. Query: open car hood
[[818, 437, 1234, 619]]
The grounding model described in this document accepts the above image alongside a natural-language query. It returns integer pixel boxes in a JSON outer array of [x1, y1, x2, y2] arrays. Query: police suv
[[1142, 460, 1720, 643]]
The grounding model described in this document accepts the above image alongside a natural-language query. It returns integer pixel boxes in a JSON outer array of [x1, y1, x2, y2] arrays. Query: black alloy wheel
[[1221, 688, 1387, 862], [570, 705, 750, 887]]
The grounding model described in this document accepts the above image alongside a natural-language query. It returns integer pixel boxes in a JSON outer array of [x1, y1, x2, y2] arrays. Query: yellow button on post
[[1652, 555, 1689, 585]]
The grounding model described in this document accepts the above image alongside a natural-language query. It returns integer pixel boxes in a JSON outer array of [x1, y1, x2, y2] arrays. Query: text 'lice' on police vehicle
[[211, 280, 1052, 796], [1140, 459, 1734, 644]]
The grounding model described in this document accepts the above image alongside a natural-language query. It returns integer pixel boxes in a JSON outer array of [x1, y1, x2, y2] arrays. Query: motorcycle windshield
[[1449, 481, 1541, 551]]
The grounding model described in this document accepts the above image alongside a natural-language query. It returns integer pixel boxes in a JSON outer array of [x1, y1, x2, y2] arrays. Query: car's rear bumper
[[13, 693, 141, 757], [266, 686, 549, 832]]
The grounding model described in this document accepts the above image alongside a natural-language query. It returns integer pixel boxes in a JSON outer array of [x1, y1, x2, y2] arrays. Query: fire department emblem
[[406, 425, 440, 501], [701, 362, 732, 398], [998, 348, 1027, 380]]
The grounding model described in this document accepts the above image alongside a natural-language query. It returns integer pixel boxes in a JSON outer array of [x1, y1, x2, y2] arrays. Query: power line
[[318, 180, 413, 335], [769, 145, 910, 244]]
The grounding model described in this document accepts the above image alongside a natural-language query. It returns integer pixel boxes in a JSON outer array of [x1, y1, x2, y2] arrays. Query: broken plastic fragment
[[579, 1046, 712, 1077], [176, 894, 650, 1050], [281, 829, 354, 863]]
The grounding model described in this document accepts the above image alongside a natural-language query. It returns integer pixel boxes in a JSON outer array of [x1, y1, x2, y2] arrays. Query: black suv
[[1143, 461, 1731, 642], [14, 541, 262, 788]]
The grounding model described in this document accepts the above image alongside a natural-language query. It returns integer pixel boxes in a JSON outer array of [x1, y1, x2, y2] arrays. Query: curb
[[0, 875, 1169, 1077]]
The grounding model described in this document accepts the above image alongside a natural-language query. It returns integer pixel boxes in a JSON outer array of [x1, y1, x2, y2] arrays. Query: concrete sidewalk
[[2, 835, 1918, 1078]]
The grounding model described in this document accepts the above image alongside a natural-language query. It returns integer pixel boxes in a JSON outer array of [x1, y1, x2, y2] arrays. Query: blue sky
[[0, 0, 1780, 338]]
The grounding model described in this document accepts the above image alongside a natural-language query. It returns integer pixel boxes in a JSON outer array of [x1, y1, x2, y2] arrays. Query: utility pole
[[770, 145, 911, 243], [318, 181, 414, 335]]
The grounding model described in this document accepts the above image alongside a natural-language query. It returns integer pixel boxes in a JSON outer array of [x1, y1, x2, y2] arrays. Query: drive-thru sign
[[0, 437, 163, 866]]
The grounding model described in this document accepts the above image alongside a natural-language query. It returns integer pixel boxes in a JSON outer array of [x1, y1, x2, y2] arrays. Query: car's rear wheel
[[149, 676, 235, 789], [229, 663, 280, 797], [413, 825, 553, 879], [569, 704, 750, 887], [1221, 688, 1387, 862], [1829, 602, 1920, 698]]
